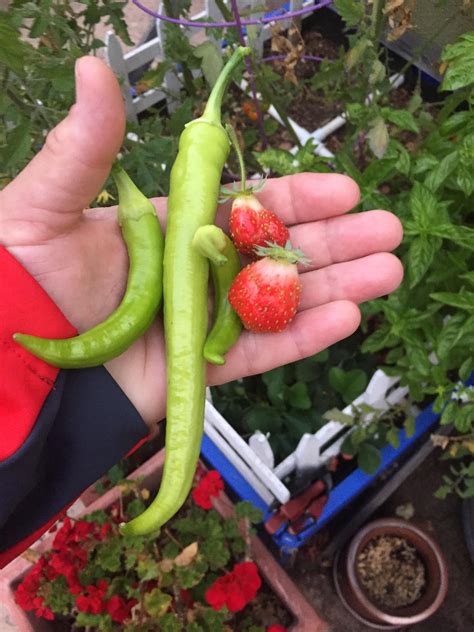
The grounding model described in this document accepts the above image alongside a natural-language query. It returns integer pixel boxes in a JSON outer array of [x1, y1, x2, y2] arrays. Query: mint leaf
[[408, 235, 442, 288], [424, 151, 459, 191], [382, 108, 419, 133], [430, 290, 474, 312], [440, 31, 474, 91], [358, 443, 382, 474]]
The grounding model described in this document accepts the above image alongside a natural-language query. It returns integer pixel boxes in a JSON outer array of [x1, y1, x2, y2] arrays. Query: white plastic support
[[248, 431, 275, 469], [205, 401, 291, 504], [273, 370, 408, 479]]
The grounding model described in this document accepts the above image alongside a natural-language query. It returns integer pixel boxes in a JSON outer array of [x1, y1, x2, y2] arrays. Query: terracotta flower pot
[[333, 518, 449, 630], [0, 449, 327, 632]]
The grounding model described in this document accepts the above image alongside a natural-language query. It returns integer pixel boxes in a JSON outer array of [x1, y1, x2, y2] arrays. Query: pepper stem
[[225, 123, 246, 193], [111, 162, 156, 223], [198, 46, 251, 127], [192, 225, 229, 266]]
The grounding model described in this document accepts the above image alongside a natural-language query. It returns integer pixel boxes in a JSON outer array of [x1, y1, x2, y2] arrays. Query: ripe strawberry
[[228, 242, 309, 333], [229, 193, 289, 258]]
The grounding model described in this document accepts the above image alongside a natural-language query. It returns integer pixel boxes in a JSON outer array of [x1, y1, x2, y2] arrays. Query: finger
[[218, 173, 360, 227], [299, 253, 404, 310], [290, 210, 403, 271], [1, 57, 125, 230], [208, 300, 361, 384]]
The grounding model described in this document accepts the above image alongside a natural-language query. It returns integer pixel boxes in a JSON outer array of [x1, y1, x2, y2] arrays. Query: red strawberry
[[228, 242, 309, 333], [229, 193, 289, 258]]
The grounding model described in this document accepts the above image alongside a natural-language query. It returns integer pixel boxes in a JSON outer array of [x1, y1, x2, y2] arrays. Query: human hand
[[0, 57, 403, 431]]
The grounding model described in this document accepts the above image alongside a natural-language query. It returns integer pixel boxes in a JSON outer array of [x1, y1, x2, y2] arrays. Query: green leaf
[[454, 405, 474, 433], [437, 313, 466, 360], [0, 13, 29, 75], [369, 59, 386, 85], [323, 408, 355, 425], [175, 557, 208, 588], [407, 235, 442, 288], [194, 40, 223, 87], [367, 117, 389, 159], [200, 538, 230, 570], [127, 498, 147, 519], [382, 108, 419, 133], [424, 151, 459, 191], [107, 463, 126, 485], [457, 164, 474, 196], [286, 382, 312, 409], [96, 537, 123, 572], [434, 484, 451, 500], [430, 290, 474, 312], [255, 147, 298, 176], [361, 325, 398, 352], [169, 98, 194, 137], [235, 500, 264, 523], [404, 416, 416, 437], [440, 31, 474, 91], [243, 406, 280, 434], [387, 426, 400, 449], [334, 0, 365, 26], [411, 153, 439, 176], [144, 588, 172, 618], [409, 182, 443, 230], [357, 442, 382, 474], [459, 357, 473, 381], [137, 556, 161, 581], [160, 613, 182, 632], [199, 608, 227, 632], [6, 122, 32, 169]]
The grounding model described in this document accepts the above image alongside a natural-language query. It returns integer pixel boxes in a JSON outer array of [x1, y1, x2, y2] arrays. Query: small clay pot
[[333, 518, 448, 630]]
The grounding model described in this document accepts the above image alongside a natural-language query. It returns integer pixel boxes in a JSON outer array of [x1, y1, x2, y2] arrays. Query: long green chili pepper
[[121, 46, 251, 536], [13, 165, 164, 368], [192, 225, 242, 365]]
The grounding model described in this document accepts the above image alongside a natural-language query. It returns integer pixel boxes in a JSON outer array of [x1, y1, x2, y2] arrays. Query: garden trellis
[[106, 1, 329, 123]]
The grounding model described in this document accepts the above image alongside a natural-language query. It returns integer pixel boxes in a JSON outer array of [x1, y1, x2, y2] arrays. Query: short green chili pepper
[[120, 46, 251, 536], [192, 225, 242, 365], [13, 164, 164, 368]]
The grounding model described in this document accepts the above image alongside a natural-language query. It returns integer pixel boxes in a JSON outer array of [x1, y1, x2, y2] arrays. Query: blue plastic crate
[[201, 373, 473, 555]]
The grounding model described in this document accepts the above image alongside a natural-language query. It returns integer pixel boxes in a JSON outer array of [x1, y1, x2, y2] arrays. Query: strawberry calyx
[[219, 178, 267, 203], [253, 240, 311, 266]]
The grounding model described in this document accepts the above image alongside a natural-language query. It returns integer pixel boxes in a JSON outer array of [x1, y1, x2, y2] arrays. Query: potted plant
[[333, 517, 448, 629], [0, 450, 327, 632]]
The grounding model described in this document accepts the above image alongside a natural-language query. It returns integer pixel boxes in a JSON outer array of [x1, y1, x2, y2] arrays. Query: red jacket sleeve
[[0, 247, 149, 567]]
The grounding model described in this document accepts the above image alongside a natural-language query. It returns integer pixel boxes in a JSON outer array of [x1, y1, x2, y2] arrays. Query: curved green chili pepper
[[121, 46, 251, 536], [193, 225, 242, 365], [13, 165, 164, 368]]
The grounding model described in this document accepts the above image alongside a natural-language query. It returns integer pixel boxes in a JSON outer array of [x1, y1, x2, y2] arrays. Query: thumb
[[1, 56, 125, 236]]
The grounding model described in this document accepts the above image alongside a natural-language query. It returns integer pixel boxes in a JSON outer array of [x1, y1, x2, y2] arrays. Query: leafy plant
[[255, 20, 474, 494], [15, 470, 292, 631], [324, 402, 416, 474], [211, 333, 374, 463]]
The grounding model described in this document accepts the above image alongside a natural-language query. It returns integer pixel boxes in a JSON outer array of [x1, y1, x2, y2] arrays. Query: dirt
[[357, 535, 426, 608], [286, 450, 474, 632]]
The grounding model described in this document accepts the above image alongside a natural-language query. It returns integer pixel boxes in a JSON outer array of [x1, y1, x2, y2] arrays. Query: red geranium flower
[[106, 594, 136, 623], [268, 626, 287, 632], [192, 470, 224, 509], [75, 580, 109, 615], [205, 560, 261, 612]]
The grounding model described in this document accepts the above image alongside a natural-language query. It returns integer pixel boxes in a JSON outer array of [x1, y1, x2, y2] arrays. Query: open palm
[[0, 57, 403, 431]]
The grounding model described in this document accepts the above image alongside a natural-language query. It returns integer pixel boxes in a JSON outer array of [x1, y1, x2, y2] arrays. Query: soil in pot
[[356, 535, 426, 609]]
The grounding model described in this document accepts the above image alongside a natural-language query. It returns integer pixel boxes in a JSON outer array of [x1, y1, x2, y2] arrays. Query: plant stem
[[229, 0, 268, 149], [225, 124, 246, 191], [370, 0, 385, 43], [162, 0, 196, 97], [215, 0, 233, 21]]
